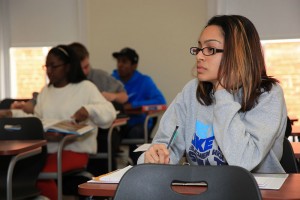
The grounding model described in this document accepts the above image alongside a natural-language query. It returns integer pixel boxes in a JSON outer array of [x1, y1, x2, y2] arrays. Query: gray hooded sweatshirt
[[138, 79, 287, 173]]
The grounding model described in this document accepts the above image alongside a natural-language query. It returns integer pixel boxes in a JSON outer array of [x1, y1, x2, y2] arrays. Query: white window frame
[[0, 0, 87, 99]]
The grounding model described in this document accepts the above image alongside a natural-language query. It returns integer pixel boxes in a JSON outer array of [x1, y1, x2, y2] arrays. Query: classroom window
[[262, 39, 300, 123], [9, 47, 50, 98]]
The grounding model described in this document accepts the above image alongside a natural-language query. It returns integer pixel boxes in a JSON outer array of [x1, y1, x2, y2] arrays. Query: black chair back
[[280, 137, 299, 173], [114, 164, 262, 200], [285, 116, 292, 138], [0, 117, 47, 200]]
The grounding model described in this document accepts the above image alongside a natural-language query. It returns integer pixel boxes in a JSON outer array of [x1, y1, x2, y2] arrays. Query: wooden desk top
[[78, 174, 300, 200], [125, 105, 167, 115], [0, 140, 47, 155], [291, 142, 300, 158], [289, 116, 298, 124], [112, 117, 129, 126]]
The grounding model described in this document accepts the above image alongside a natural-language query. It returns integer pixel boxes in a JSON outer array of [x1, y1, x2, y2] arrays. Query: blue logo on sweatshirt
[[188, 120, 226, 166]]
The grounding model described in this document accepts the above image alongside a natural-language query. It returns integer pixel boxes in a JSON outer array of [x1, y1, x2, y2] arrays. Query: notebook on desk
[[88, 165, 133, 184], [134, 143, 151, 152], [253, 173, 289, 190]]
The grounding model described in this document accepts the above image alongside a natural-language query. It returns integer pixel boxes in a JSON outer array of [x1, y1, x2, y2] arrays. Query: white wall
[[208, 0, 300, 40], [86, 0, 207, 104], [2, 0, 299, 103]]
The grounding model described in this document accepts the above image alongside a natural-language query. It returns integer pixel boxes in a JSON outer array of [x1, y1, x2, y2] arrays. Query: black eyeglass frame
[[190, 47, 224, 56], [42, 63, 66, 70]]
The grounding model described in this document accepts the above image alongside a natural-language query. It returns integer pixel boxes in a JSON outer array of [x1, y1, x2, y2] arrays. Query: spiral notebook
[[88, 165, 133, 184]]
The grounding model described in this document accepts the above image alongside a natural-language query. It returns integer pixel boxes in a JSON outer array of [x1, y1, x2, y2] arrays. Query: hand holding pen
[[167, 125, 179, 149], [144, 125, 179, 164]]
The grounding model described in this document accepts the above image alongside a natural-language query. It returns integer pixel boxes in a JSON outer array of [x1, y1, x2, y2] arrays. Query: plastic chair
[[280, 137, 299, 173], [0, 117, 47, 200], [114, 164, 262, 200]]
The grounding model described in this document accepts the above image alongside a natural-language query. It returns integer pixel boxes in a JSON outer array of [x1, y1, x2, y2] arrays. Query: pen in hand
[[167, 125, 179, 149]]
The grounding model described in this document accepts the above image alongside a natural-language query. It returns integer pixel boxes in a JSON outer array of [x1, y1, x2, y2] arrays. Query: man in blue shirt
[[112, 47, 166, 163]]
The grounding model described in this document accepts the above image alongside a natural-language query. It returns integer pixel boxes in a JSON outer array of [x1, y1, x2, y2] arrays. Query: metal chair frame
[[89, 118, 128, 172], [38, 134, 78, 200]]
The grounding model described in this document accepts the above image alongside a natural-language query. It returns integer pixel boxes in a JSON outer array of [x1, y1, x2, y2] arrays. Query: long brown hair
[[196, 15, 278, 112]]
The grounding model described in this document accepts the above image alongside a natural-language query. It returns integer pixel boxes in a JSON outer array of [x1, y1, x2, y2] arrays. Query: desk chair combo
[[88, 117, 129, 173], [114, 164, 262, 200], [0, 99, 106, 199], [0, 117, 47, 200], [38, 131, 95, 200]]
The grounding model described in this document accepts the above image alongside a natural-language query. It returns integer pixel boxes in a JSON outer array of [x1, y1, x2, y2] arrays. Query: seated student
[[0, 45, 117, 200], [11, 43, 128, 113], [138, 15, 287, 174], [112, 47, 166, 164], [69, 42, 128, 174], [10, 43, 127, 174], [69, 42, 128, 105]]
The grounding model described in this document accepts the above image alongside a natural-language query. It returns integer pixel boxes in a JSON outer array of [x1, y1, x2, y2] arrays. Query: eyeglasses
[[42, 63, 66, 70], [190, 47, 224, 56]]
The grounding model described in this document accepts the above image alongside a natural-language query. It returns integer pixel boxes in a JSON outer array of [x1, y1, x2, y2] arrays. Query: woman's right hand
[[0, 110, 12, 118], [144, 144, 170, 164]]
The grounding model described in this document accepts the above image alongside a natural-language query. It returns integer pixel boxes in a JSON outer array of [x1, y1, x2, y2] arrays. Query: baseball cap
[[112, 47, 139, 64]]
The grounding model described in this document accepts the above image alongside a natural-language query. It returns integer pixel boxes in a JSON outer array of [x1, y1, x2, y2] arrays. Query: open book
[[88, 165, 133, 184], [42, 119, 95, 135]]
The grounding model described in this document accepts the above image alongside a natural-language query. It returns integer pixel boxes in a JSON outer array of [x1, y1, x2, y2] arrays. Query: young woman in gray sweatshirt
[[138, 15, 287, 173]]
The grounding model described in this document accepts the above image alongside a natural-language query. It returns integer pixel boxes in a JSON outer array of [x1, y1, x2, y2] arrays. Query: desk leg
[[7, 148, 41, 200]]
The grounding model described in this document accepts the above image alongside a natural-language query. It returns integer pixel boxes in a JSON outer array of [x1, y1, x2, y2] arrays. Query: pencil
[[92, 169, 120, 181], [167, 125, 179, 149]]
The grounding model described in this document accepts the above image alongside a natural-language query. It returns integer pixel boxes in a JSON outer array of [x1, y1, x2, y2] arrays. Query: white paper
[[253, 173, 289, 190], [88, 165, 133, 184], [134, 143, 152, 152]]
